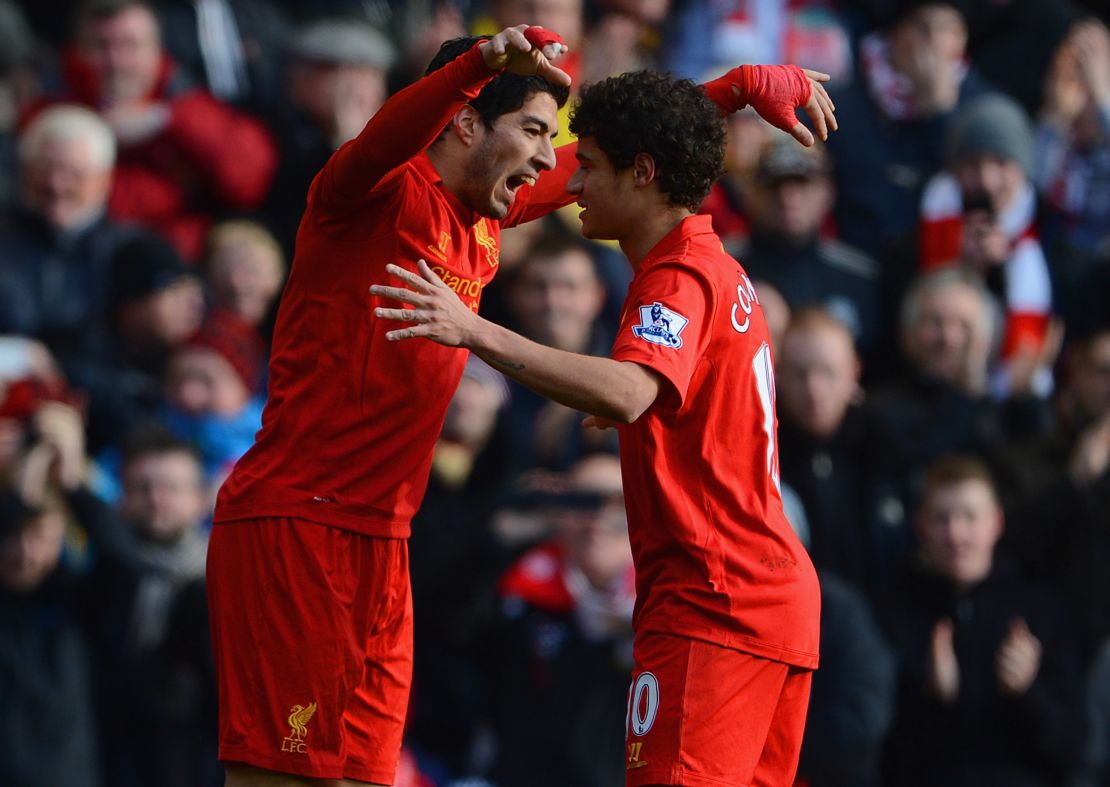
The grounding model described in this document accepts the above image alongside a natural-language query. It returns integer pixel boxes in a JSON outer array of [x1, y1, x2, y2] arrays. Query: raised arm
[[371, 260, 661, 423], [325, 26, 570, 202], [702, 64, 838, 146]]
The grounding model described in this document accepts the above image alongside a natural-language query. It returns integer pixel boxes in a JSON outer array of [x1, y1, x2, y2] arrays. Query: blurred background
[[2, 0, 1110, 785]]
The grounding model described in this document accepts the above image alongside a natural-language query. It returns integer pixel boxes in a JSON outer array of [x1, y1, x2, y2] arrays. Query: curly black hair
[[426, 36, 570, 130], [570, 71, 725, 213]]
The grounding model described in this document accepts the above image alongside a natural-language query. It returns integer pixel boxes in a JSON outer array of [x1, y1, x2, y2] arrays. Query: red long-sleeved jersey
[[214, 44, 577, 536]]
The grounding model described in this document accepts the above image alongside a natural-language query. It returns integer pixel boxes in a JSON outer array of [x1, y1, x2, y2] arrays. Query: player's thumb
[[790, 122, 815, 147], [537, 58, 572, 87]]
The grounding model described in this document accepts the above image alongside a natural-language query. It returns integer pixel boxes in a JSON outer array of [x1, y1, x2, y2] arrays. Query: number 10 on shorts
[[627, 672, 660, 738]]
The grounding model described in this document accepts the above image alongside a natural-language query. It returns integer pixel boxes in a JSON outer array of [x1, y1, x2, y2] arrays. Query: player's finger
[[416, 258, 448, 287], [803, 68, 830, 83], [505, 25, 532, 52], [542, 42, 568, 61], [806, 95, 828, 141], [536, 59, 572, 87], [369, 284, 423, 303], [791, 121, 815, 147], [813, 79, 836, 112], [375, 306, 429, 323], [386, 325, 431, 341], [384, 263, 437, 291], [811, 85, 836, 131]]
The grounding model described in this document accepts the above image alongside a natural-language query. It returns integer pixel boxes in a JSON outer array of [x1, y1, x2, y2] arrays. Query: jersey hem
[[213, 503, 412, 539], [637, 623, 819, 670]]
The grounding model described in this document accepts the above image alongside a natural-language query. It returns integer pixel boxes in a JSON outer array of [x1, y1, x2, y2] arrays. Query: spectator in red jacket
[[33, 0, 277, 261]]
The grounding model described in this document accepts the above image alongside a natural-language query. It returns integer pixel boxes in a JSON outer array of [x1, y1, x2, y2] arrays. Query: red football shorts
[[625, 633, 813, 787], [207, 517, 413, 783]]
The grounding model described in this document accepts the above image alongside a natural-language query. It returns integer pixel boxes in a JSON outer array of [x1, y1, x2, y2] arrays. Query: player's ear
[[632, 152, 656, 188], [452, 105, 482, 147]]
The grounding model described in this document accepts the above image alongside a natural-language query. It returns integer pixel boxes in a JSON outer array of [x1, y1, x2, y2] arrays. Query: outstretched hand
[[703, 64, 837, 146], [371, 260, 480, 346], [480, 24, 571, 87]]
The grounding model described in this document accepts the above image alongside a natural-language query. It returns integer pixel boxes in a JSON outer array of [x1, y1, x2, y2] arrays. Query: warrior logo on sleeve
[[633, 302, 689, 349]]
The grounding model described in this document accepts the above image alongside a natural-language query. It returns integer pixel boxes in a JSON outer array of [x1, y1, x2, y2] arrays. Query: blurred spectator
[[735, 136, 882, 368], [870, 268, 1050, 512], [89, 428, 215, 787], [663, 0, 853, 85], [476, 0, 585, 84], [481, 453, 633, 787], [153, 0, 291, 109], [503, 232, 616, 469], [0, 1, 42, 208], [0, 366, 126, 787], [407, 357, 516, 774], [1000, 325, 1110, 663], [700, 108, 763, 249], [797, 572, 896, 787], [0, 489, 101, 787], [65, 232, 205, 451], [0, 105, 134, 349], [31, 0, 278, 260], [920, 92, 1057, 395], [262, 17, 396, 256], [955, 0, 1077, 115], [825, 1, 991, 259], [1036, 18, 1110, 317], [202, 220, 285, 344], [161, 309, 265, 488], [879, 455, 1086, 787], [1084, 637, 1110, 785], [776, 308, 901, 595]]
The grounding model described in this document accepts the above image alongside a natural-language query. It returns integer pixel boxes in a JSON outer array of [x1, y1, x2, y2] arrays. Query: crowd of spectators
[[2, 0, 1110, 785]]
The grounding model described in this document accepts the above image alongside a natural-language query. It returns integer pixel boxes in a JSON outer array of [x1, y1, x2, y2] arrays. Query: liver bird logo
[[287, 702, 317, 741], [474, 218, 499, 268]]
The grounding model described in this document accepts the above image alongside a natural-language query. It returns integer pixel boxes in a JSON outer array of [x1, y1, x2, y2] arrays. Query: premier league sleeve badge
[[632, 302, 689, 349]]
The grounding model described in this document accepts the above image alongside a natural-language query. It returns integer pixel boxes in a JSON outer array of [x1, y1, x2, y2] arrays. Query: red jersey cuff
[[452, 43, 500, 95]]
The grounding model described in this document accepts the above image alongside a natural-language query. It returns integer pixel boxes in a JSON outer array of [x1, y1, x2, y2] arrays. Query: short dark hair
[[76, 0, 152, 29], [570, 71, 725, 212], [921, 454, 998, 503], [121, 425, 202, 475], [425, 36, 570, 130]]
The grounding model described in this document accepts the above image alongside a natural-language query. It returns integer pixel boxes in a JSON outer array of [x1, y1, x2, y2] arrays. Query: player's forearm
[[330, 45, 496, 197], [469, 319, 655, 423]]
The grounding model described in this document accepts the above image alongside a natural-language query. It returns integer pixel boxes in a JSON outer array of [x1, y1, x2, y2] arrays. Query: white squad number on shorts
[[627, 672, 660, 737]]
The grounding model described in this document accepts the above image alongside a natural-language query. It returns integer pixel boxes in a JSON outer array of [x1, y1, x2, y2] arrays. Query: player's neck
[[619, 206, 695, 270]]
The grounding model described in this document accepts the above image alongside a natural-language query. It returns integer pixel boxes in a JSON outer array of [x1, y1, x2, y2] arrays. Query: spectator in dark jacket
[[261, 17, 395, 257], [999, 325, 1110, 663], [482, 453, 633, 787], [824, 1, 992, 259], [88, 429, 215, 787], [879, 455, 1087, 787], [735, 136, 884, 375], [0, 104, 134, 349], [65, 232, 205, 452], [798, 572, 896, 787], [776, 307, 903, 595], [0, 489, 101, 787], [870, 268, 1050, 507], [30, 0, 277, 260]]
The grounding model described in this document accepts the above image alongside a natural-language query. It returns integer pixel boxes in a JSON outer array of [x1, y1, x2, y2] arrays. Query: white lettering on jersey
[[730, 274, 760, 334]]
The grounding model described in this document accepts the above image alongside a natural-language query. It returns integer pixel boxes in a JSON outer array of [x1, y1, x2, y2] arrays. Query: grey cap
[[945, 93, 1034, 175], [756, 137, 829, 182], [288, 19, 397, 71]]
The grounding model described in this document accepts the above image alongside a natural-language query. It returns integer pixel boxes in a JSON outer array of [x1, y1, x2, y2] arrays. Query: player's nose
[[534, 136, 557, 172]]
